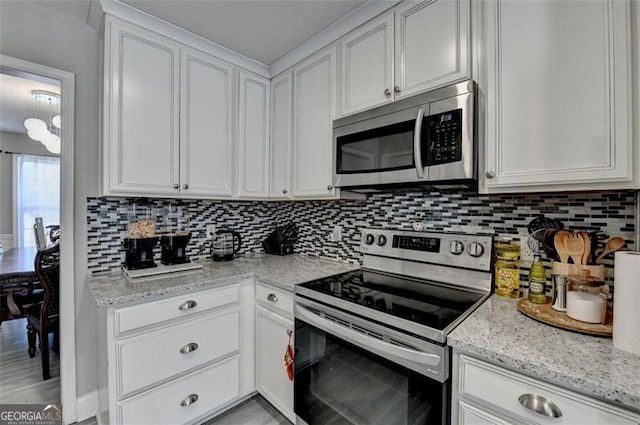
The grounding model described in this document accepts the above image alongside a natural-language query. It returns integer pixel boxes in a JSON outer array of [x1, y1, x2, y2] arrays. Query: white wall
[[0, 1, 100, 400], [0, 130, 59, 157]]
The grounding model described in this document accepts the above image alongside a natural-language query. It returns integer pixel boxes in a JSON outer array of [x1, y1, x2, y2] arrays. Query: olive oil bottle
[[528, 253, 547, 304]]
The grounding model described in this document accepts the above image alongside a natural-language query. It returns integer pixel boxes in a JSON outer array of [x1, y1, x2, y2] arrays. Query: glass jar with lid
[[566, 271, 609, 324], [494, 238, 521, 298]]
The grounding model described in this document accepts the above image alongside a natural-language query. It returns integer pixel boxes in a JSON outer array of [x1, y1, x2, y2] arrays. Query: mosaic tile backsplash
[[87, 191, 636, 282]]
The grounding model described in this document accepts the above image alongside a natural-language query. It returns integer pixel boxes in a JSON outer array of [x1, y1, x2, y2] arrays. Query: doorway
[[0, 55, 76, 424]]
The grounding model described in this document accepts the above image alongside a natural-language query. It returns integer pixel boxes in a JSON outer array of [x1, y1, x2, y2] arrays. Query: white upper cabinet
[[237, 70, 271, 198], [104, 17, 180, 195], [292, 46, 338, 198], [180, 48, 234, 197], [269, 72, 293, 199], [337, 0, 470, 118], [339, 13, 395, 116], [482, 0, 633, 192], [395, 0, 470, 100]]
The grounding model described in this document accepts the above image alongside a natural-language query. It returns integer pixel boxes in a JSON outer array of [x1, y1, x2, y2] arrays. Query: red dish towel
[[284, 333, 295, 381]]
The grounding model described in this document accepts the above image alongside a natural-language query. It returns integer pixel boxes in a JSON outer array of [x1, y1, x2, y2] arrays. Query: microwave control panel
[[427, 108, 462, 165]]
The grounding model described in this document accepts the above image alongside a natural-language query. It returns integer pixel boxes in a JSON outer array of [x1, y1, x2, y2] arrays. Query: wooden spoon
[[595, 236, 625, 264], [564, 232, 585, 265], [554, 230, 570, 263], [578, 231, 591, 265]]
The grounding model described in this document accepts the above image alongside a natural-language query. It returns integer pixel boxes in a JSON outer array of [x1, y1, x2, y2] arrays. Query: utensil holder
[[551, 262, 605, 280]]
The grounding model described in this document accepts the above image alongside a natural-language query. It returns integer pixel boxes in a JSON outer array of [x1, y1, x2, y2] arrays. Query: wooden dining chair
[[26, 243, 60, 380]]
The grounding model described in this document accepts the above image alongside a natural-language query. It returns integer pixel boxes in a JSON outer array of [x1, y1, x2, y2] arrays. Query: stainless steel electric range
[[293, 228, 493, 425]]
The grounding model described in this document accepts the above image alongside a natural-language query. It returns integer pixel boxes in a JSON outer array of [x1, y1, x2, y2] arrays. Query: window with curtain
[[14, 154, 60, 248]]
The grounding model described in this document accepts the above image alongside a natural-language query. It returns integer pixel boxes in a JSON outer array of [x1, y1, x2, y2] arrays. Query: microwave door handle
[[295, 302, 441, 367], [414, 107, 425, 178]]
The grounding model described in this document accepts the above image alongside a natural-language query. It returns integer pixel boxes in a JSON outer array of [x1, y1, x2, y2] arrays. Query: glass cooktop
[[298, 269, 486, 331]]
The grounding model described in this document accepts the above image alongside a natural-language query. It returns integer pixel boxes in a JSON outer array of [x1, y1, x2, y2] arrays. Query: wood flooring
[[0, 317, 60, 405], [203, 395, 291, 425]]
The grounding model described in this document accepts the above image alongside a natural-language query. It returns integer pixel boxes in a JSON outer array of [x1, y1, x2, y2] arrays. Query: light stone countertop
[[87, 253, 360, 307], [449, 295, 640, 412]]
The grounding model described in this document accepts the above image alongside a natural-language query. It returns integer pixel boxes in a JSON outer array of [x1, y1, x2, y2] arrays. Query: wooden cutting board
[[516, 298, 612, 337]]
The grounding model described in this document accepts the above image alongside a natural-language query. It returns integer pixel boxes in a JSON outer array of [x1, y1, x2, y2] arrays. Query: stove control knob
[[449, 240, 464, 255], [468, 242, 485, 257], [365, 234, 375, 245], [377, 235, 387, 246]]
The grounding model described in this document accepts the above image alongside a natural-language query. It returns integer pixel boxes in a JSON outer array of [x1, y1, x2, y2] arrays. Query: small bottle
[[494, 239, 520, 298], [528, 253, 547, 304]]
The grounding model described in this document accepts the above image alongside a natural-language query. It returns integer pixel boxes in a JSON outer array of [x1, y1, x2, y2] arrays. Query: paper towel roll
[[613, 252, 640, 355]]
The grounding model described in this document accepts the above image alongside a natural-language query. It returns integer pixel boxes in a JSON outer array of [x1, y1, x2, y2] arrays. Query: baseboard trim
[[76, 390, 98, 423]]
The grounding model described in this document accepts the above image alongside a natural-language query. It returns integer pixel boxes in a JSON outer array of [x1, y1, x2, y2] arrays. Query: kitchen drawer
[[256, 282, 293, 318], [118, 356, 240, 425], [458, 354, 640, 424], [114, 284, 239, 334], [117, 309, 240, 398]]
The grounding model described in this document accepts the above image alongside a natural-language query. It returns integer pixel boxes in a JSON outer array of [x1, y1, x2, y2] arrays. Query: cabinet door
[[255, 306, 294, 422], [292, 46, 337, 198], [483, 0, 632, 191], [269, 72, 293, 198], [457, 400, 514, 425], [339, 13, 394, 117], [180, 48, 234, 197], [237, 70, 270, 198], [394, 0, 470, 100], [104, 18, 180, 195]]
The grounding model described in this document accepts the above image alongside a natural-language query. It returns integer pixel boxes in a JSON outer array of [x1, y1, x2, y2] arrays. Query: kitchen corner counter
[[87, 253, 360, 307], [449, 295, 640, 412]]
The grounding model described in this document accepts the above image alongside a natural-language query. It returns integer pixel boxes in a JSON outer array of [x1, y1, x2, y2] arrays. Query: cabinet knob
[[173, 184, 179, 189], [283, 189, 288, 194], [327, 185, 333, 191], [485, 171, 495, 179], [183, 183, 189, 190], [518, 394, 562, 418], [179, 342, 199, 354], [384, 88, 391, 96], [394, 86, 400, 94], [178, 300, 197, 311], [267, 293, 278, 303], [180, 394, 199, 407]]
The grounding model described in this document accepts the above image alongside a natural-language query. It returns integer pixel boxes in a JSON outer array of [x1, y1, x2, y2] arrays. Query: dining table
[[0, 246, 39, 323]]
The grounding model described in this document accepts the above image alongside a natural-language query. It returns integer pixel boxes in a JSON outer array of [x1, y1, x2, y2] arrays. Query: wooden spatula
[[578, 231, 591, 265], [564, 232, 585, 265], [554, 230, 570, 263]]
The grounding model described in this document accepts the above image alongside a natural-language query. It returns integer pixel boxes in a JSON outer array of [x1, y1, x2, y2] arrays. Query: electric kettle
[[211, 229, 242, 261]]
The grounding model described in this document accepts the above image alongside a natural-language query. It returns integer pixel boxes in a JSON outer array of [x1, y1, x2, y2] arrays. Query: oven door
[[294, 299, 449, 425]]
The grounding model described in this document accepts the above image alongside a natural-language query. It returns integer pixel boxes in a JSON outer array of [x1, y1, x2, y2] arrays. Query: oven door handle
[[414, 107, 425, 179], [296, 302, 441, 368]]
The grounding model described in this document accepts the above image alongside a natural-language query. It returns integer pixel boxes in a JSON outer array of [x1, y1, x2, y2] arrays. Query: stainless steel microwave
[[333, 80, 476, 191]]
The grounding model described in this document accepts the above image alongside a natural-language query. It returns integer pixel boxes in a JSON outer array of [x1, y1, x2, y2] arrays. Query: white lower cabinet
[[452, 351, 640, 425], [255, 283, 295, 422], [96, 281, 255, 425]]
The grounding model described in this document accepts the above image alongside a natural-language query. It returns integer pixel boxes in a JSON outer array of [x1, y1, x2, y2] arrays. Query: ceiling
[[0, 72, 61, 135], [120, 0, 369, 65]]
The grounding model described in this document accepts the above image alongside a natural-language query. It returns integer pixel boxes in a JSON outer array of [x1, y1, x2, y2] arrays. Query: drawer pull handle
[[518, 394, 562, 418], [178, 300, 197, 311], [179, 342, 199, 354], [267, 293, 278, 303], [180, 394, 199, 407]]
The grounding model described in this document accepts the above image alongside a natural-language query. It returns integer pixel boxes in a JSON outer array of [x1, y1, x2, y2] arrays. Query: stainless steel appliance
[[211, 229, 242, 261], [333, 80, 476, 191], [294, 228, 493, 425]]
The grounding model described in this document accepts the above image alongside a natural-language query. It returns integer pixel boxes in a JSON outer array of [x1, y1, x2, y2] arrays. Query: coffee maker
[[211, 230, 242, 261], [123, 237, 158, 270]]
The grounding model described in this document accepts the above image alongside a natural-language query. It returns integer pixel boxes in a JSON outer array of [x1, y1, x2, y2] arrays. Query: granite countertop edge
[[87, 254, 360, 307], [448, 296, 640, 413]]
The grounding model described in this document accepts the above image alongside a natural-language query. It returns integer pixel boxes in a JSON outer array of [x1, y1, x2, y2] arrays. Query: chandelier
[[23, 90, 61, 154]]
